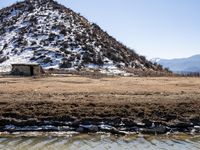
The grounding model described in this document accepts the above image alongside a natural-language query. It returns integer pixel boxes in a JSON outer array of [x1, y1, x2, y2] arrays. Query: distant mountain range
[[151, 54, 200, 73]]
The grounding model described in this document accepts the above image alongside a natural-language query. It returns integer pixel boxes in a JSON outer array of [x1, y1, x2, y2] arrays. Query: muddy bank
[[0, 99, 200, 135], [0, 76, 200, 134]]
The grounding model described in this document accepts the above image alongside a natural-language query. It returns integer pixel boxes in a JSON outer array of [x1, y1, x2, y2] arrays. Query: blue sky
[[1, 0, 200, 59]]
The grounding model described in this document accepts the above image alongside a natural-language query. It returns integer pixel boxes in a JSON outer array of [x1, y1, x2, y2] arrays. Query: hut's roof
[[11, 63, 40, 66]]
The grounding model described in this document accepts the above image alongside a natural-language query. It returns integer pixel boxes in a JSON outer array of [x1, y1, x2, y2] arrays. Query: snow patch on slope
[[0, 50, 34, 72]]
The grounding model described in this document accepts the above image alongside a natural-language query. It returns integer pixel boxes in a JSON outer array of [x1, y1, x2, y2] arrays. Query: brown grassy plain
[[0, 75, 200, 127]]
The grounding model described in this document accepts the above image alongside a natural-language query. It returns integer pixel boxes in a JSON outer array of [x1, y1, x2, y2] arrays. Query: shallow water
[[0, 132, 200, 150]]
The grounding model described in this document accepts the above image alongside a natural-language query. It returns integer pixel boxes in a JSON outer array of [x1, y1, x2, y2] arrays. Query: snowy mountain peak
[[0, 0, 168, 75], [150, 58, 161, 63], [25, 0, 54, 4]]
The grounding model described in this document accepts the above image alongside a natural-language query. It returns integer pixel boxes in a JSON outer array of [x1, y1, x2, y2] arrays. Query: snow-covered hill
[[0, 0, 167, 75]]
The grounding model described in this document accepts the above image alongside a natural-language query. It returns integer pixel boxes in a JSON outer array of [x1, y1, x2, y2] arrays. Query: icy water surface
[[0, 132, 200, 150]]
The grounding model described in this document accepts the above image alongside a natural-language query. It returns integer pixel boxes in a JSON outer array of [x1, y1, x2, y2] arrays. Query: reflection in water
[[0, 132, 200, 150]]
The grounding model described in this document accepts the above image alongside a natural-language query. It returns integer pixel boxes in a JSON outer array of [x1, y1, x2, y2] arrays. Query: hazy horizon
[[0, 0, 200, 59]]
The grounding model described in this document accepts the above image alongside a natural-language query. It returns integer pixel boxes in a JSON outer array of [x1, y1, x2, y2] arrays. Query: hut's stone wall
[[33, 66, 41, 75], [11, 64, 43, 76]]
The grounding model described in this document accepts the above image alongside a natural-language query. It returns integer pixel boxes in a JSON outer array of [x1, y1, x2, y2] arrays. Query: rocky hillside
[[0, 0, 168, 75]]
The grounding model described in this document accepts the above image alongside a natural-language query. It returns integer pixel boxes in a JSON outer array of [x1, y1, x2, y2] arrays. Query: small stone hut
[[11, 63, 44, 76]]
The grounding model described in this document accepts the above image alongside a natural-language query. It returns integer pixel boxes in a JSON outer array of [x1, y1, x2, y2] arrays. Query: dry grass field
[[0, 75, 200, 127]]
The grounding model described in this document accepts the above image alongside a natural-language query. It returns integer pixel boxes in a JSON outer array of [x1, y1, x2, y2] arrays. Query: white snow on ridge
[[150, 58, 161, 63]]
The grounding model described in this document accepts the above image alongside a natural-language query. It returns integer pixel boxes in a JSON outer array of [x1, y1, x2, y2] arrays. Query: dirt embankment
[[0, 76, 200, 134]]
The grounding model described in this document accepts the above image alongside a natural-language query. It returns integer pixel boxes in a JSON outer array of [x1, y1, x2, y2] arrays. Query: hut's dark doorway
[[30, 66, 34, 76]]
